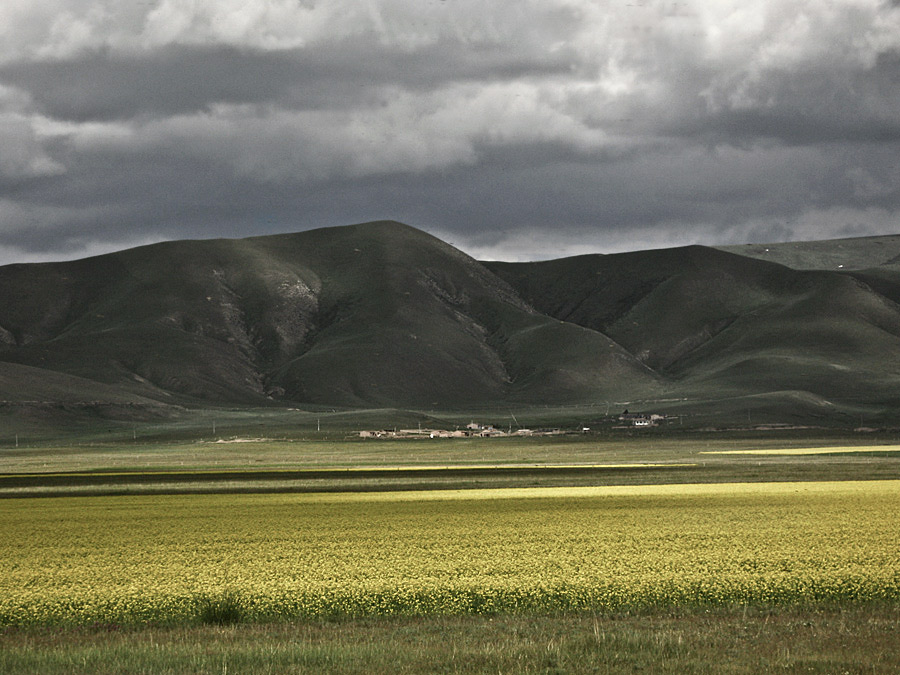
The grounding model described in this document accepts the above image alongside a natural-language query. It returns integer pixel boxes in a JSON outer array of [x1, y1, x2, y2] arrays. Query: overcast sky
[[0, 0, 898, 265]]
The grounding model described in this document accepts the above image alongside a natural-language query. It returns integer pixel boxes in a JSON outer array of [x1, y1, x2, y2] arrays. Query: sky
[[0, 0, 898, 266]]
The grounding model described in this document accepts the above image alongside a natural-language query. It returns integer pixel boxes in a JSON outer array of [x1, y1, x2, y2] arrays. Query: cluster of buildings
[[359, 413, 668, 438], [617, 411, 667, 427], [358, 423, 541, 439]]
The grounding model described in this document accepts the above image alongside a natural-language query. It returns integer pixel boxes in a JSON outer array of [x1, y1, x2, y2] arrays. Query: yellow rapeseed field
[[1, 481, 898, 625]]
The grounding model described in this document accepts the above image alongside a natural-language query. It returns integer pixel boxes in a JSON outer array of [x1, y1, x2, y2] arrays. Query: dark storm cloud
[[0, 0, 898, 264], [0, 40, 576, 122], [0, 46, 300, 121], [669, 54, 900, 146]]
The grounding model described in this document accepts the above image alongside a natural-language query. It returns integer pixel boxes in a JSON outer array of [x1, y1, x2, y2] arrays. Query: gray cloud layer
[[0, 0, 899, 264]]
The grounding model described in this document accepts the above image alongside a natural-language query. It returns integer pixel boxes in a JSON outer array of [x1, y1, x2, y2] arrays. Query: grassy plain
[[3, 432, 900, 496], [2, 432, 899, 672]]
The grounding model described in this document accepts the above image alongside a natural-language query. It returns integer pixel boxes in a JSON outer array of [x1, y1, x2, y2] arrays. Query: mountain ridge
[[2, 222, 900, 426]]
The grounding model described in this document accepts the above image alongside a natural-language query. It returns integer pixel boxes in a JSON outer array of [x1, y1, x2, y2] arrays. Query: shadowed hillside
[[486, 244, 900, 419], [2, 221, 900, 426], [0, 221, 657, 412]]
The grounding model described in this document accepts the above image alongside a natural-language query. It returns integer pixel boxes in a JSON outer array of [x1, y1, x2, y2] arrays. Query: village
[[358, 413, 668, 439]]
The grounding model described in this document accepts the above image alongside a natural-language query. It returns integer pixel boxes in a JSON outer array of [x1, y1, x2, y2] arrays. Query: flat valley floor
[[1, 432, 899, 673]]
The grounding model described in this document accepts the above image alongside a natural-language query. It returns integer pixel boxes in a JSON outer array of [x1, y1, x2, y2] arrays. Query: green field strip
[[0, 462, 697, 480]]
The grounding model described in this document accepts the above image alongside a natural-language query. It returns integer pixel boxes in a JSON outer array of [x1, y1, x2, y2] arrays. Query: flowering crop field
[[1, 481, 898, 626]]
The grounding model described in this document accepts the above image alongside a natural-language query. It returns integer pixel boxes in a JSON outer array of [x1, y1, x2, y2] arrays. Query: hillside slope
[[3, 222, 900, 423], [486, 245, 900, 414], [717, 234, 900, 271], [0, 221, 658, 410]]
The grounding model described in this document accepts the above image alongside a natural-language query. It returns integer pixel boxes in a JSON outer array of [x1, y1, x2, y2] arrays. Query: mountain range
[[3, 221, 900, 427]]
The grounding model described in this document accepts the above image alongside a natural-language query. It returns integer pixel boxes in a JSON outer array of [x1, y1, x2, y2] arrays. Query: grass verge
[[1, 605, 898, 674]]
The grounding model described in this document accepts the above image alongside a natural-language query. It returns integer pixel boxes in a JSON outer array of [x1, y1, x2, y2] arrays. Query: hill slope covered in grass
[[2, 222, 900, 426], [717, 234, 900, 271], [486, 239, 900, 424], [0, 221, 657, 414]]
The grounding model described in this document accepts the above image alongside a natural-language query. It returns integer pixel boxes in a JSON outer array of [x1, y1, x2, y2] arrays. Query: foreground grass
[[2, 606, 899, 674]]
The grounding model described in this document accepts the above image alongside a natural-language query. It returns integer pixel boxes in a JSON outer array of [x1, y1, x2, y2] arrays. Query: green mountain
[[716, 234, 900, 271], [486, 239, 900, 423], [0, 221, 657, 415], [2, 222, 899, 426]]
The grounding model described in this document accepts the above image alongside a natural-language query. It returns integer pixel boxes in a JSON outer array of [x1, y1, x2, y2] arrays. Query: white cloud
[[698, 0, 900, 112], [140, 0, 334, 51], [0, 0, 578, 59]]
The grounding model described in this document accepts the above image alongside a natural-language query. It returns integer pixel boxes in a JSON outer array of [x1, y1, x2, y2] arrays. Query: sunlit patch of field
[[701, 445, 900, 455], [1, 480, 897, 626]]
